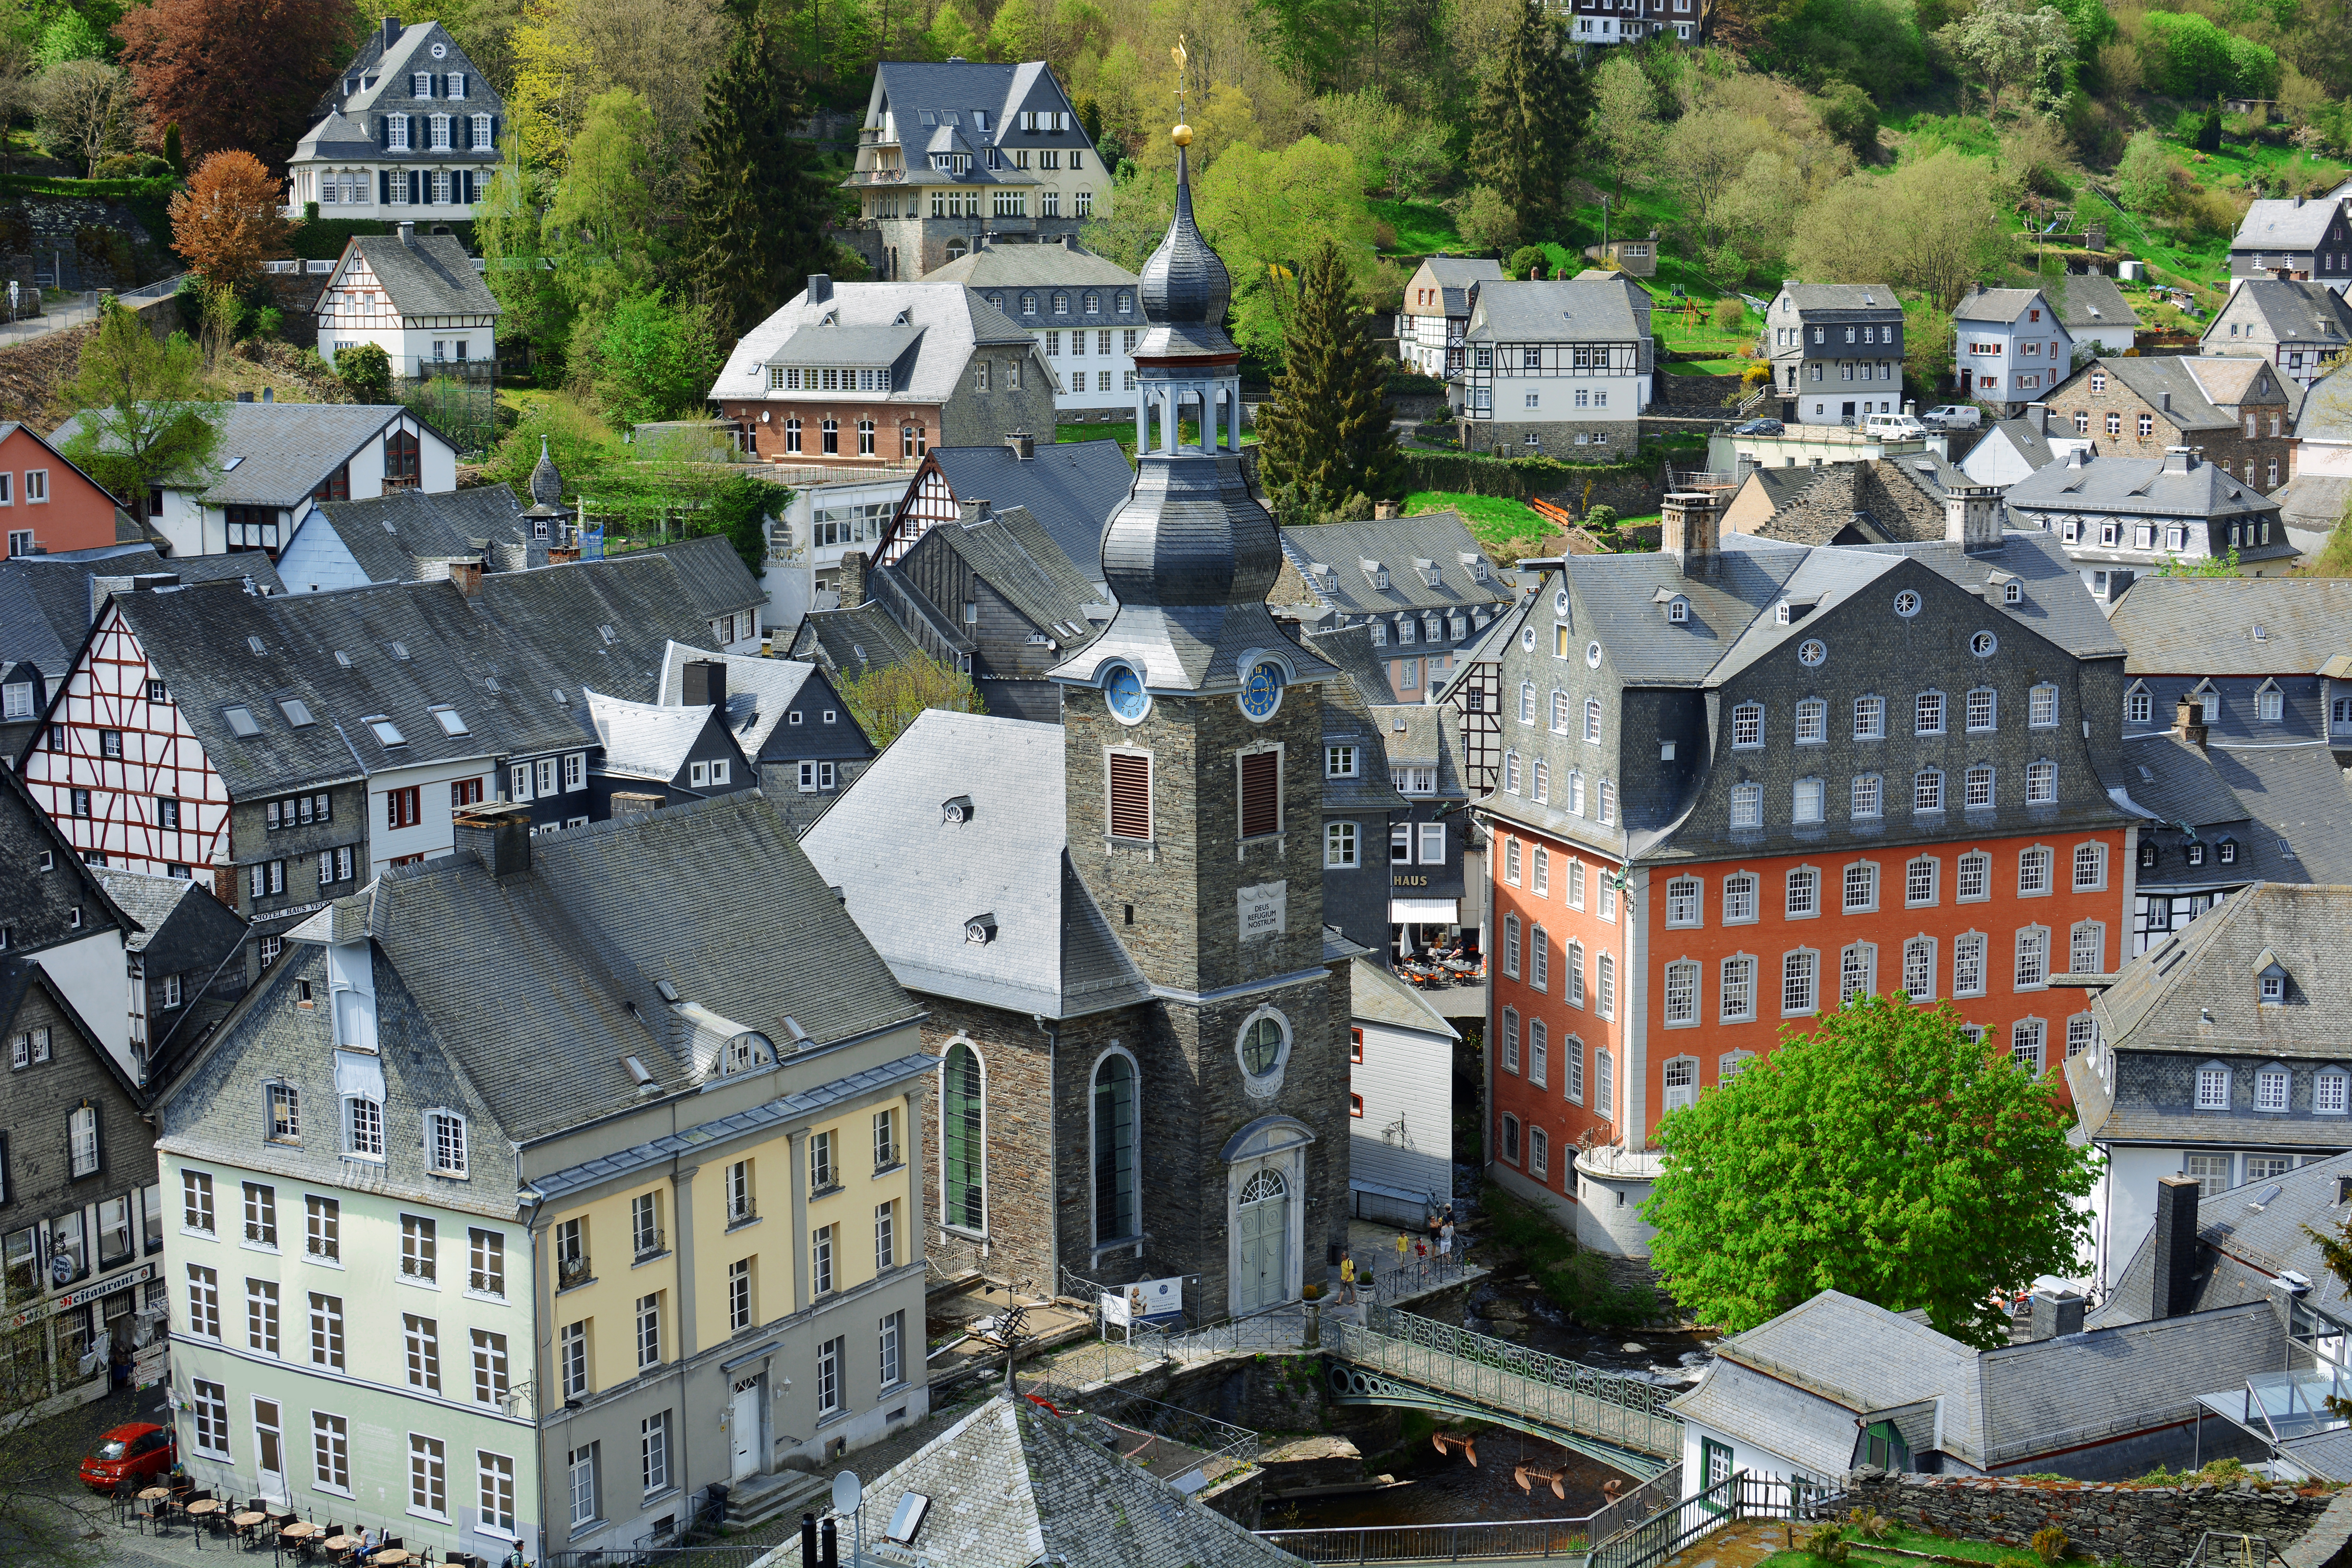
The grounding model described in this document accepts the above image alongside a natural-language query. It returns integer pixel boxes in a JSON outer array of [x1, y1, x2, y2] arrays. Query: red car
[[78, 1421, 174, 1494]]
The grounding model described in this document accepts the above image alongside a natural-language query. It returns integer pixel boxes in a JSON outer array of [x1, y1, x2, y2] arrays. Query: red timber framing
[[877, 455, 960, 566], [20, 602, 233, 898]]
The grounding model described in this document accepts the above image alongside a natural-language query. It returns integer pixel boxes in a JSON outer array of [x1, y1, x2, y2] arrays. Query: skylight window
[[368, 717, 407, 746], [389, 642, 410, 660], [221, 457, 244, 471], [334, 650, 353, 667], [278, 698, 315, 727], [224, 706, 260, 737], [432, 706, 468, 735], [248, 637, 267, 655]]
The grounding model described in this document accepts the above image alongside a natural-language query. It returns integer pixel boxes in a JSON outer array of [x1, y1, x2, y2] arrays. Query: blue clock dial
[[1105, 665, 1150, 723], [1238, 661, 1285, 721]]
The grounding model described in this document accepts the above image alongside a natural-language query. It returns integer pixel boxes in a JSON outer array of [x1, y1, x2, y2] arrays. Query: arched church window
[[1093, 1053, 1138, 1245], [941, 1043, 985, 1232]]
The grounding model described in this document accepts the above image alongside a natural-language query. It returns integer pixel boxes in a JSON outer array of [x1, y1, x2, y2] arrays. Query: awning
[[1390, 899, 1459, 923]]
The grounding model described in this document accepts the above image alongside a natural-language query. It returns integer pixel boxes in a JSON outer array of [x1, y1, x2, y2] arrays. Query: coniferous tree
[[1468, 0, 1589, 242], [686, 23, 832, 345], [1255, 239, 1405, 526]]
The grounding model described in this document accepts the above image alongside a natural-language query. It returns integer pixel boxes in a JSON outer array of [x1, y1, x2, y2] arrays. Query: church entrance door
[[1235, 1168, 1290, 1314]]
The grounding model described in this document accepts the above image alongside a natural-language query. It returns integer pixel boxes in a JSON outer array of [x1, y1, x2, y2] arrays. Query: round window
[[1554, 588, 1569, 615], [1797, 638, 1827, 667], [1241, 1016, 1284, 1077], [1520, 626, 1536, 651], [1970, 630, 1998, 658], [1893, 589, 1921, 618], [431, 41, 447, 56], [1585, 640, 1603, 668]]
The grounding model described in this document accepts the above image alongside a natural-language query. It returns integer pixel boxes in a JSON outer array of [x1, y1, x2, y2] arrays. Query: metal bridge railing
[[1589, 1471, 1838, 1568], [1331, 1306, 1683, 1463], [1022, 1379, 1262, 1470], [1260, 1515, 1596, 1563]]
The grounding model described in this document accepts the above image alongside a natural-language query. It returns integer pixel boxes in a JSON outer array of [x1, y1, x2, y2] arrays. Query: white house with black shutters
[[285, 17, 502, 220]]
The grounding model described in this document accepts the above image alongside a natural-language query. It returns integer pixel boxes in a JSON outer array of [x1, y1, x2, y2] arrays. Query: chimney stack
[[398, 220, 416, 246], [611, 792, 665, 818], [1373, 499, 1401, 519], [2177, 696, 2208, 750], [683, 658, 727, 711], [1661, 490, 1722, 578], [382, 15, 401, 49], [1943, 478, 2005, 554], [2152, 1174, 2203, 1318], [839, 550, 868, 610], [2027, 1289, 2086, 1339], [446, 557, 483, 595], [453, 804, 530, 879], [1004, 429, 1035, 460], [807, 273, 833, 306]]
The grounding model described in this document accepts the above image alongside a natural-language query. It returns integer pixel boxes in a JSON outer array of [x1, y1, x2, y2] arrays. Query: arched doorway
[[1234, 1168, 1289, 1314]]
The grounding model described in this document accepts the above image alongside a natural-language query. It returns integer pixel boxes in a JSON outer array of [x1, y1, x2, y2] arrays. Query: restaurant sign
[[5, 1262, 154, 1330]]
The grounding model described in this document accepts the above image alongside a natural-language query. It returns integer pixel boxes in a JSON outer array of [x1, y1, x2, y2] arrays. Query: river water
[[1261, 1161, 1718, 1532]]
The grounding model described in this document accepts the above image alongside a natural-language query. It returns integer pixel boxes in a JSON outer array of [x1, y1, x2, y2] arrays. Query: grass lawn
[[1406, 489, 1548, 546], [1372, 198, 1462, 255]]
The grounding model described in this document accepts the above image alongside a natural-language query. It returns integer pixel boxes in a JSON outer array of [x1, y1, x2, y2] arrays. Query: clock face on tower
[[1237, 661, 1285, 722], [1104, 665, 1151, 724]]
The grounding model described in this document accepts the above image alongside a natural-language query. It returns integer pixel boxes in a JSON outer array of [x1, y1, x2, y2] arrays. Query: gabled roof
[[2064, 357, 2237, 432], [2297, 360, 2352, 442], [2115, 732, 2249, 829], [2004, 450, 2283, 528], [584, 689, 729, 782], [868, 59, 1082, 152], [1351, 954, 1459, 1040], [303, 792, 920, 1143], [656, 641, 822, 761], [292, 109, 378, 159], [1407, 255, 1506, 316], [923, 243, 1141, 291], [639, 535, 765, 619], [920, 440, 1133, 585], [1301, 620, 1402, 710], [90, 866, 203, 955], [1276, 514, 1510, 618], [2052, 274, 2136, 334], [0, 759, 133, 954], [1463, 278, 1648, 343], [1298, 624, 1406, 812], [788, 600, 923, 681], [919, 502, 1102, 648], [2211, 278, 2352, 348], [0, 547, 285, 680], [1774, 283, 1902, 318], [712, 281, 1035, 407], [308, 18, 500, 121], [1976, 416, 2058, 474], [2231, 197, 2347, 253], [800, 710, 1152, 1020], [2180, 355, 2287, 408], [300, 485, 532, 584], [2111, 577, 2352, 675], [1372, 703, 1469, 799], [1953, 287, 2052, 327], [2095, 883, 2352, 1061], [846, 1392, 1298, 1568], [338, 232, 499, 318], [49, 402, 435, 512]]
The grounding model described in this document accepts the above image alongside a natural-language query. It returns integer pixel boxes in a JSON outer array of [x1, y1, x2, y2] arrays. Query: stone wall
[[1843, 1469, 2342, 1567]]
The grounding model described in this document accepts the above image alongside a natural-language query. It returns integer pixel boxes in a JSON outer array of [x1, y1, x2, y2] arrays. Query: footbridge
[[1323, 1307, 1683, 1480]]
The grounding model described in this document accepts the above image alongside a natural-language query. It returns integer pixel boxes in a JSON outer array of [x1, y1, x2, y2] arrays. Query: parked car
[[78, 1422, 174, 1494], [1863, 412, 1930, 439], [1921, 404, 1984, 429], [1731, 418, 1784, 435]]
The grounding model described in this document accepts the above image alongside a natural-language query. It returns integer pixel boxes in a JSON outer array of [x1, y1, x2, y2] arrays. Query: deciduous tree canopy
[[114, 0, 360, 165], [170, 148, 297, 290]]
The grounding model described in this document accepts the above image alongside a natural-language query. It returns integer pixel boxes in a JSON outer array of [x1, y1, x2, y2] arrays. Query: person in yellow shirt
[[1339, 1254, 1356, 1305]]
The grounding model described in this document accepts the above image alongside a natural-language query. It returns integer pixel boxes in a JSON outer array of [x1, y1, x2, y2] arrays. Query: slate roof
[[2110, 578, 2352, 675], [2300, 362, 2352, 441], [2053, 275, 2136, 336], [1298, 625, 1406, 813], [91, 867, 200, 955], [0, 759, 133, 956], [801, 710, 1150, 1020], [585, 690, 718, 781], [2093, 884, 2352, 1071], [2004, 450, 2283, 529], [1775, 283, 1903, 318], [1350, 954, 1459, 1039], [1673, 1288, 2286, 1474], [639, 535, 766, 620], [0, 547, 285, 681], [1301, 621, 1403, 710], [712, 282, 1036, 408], [2212, 279, 2352, 351], [922, 243, 1141, 293], [291, 109, 378, 159], [2233, 197, 2348, 253], [1373, 703, 1470, 799], [340, 232, 500, 319], [1410, 256, 1505, 316], [1277, 514, 1511, 618], [2066, 358, 2235, 435], [1976, 417, 2058, 474], [50, 403, 432, 511], [845, 1392, 1301, 1568], [867, 60, 1083, 155], [306, 18, 501, 126], [313, 791, 919, 1144], [921, 440, 1134, 586], [788, 601, 922, 681], [2204, 745, 2352, 885], [299, 485, 534, 584], [927, 503, 1102, 647], [656, 641, 820, 762], [1953, 288, 2052, 326], [2275, 474, 2352, 537], [1462, 278, 1649, 344]]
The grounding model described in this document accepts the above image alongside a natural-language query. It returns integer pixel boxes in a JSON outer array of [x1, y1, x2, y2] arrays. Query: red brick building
[[1482, 491, 2137, 1262]]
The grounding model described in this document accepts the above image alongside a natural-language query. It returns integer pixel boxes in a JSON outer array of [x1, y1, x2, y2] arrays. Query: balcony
[[632, 1229, 665, 1263], [556, 1254, 592, 1291]]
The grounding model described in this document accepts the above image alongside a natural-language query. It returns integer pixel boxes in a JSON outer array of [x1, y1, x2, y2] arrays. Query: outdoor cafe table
[[376, 1552, 411, 1565], [322, 1537, 359, 1552]]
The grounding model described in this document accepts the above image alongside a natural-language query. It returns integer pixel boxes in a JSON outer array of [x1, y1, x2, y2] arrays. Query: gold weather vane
[[1171, 36, 1192, 147]]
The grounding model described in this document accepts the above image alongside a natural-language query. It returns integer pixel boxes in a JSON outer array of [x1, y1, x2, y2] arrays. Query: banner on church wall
[[1238, 882, 1286, 942]]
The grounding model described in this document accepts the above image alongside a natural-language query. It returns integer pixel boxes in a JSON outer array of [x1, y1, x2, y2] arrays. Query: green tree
[[1643, 993, 2096, 1348], [582, 290, 723, 425], [1254, 237, 1404, 526], [1467, 0, 1587, 241], [2158, 544, 2242, 577], [838, 650, 986, 747], [336, 341, 393, 404], [1814, 82, 1878, 161], [549, 87, 659, 318], [700, 470, 790, 573], [477, 151, 572, 382], [2115, 129, 2175, 215], [36, 10, 108, 69], [986, 0, 1040, 60], [1590, 51, 1661, 202], [57, 299, 221, 528], [0, 1324, 109, 1568], [1193, 137, 1376, 357], [684, 22, 830, 345], [1788, 149, 2007, 309], [925, 0, 980, 60], [1936, 0, 2074, 116]]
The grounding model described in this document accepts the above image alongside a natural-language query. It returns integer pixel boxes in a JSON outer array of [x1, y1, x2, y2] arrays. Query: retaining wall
[[1843, 1468, 2344, 1567]]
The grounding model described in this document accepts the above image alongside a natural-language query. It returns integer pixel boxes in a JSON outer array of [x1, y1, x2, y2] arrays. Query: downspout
[[1033, 1013, 1058, 1290], [514, 1149, 549, 1558]]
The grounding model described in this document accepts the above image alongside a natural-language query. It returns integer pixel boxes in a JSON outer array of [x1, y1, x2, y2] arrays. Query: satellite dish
[[833, 1470, 862, 1516]]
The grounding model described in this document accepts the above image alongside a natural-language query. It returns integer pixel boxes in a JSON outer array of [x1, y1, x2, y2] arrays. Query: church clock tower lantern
[[1051, 68, 1352, 1319]]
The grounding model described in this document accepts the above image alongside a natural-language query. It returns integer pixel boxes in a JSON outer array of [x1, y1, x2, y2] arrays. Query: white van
[[1921, 404, 1984, 430], [1863, 412, 1930, 440]]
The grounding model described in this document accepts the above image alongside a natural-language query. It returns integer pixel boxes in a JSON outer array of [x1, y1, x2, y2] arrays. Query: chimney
[[839, 550, 868, 610], [1661, 490, 1721, 577], [683, 658, 727, 711], [130, 572, 178, 591], [398, 220, 415, 246], [2027, 1290, 2087, 1340], [1005, 429, 1035, 460], [236, 391, 253, 403], [382, 15, 401, 49], [2025, 400, 2049, 434], [1063, 233, 1081, 251], [2152, 1175, 2203, 1318], [1943, 480, 2004, 554], [2163, 445, 2195, 473], [807, 273, 833, 306], [2177, 696, 2208, 750], [2160, 390, 2172, 413], [446, 557, 482, 595], [452, 804, 530, 879], [1373, 499, 1401, 519]]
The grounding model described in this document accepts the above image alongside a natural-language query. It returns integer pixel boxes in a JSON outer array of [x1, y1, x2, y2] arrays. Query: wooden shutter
[[1239, 751, 1279, 838], [1107, 753, 1150, 839]]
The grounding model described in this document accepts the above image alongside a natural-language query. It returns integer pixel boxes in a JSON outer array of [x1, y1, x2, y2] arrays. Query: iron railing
[[2181, 1534, 2292, 1568], [1024, 1379, 1262, 1470], [1590, 1471, 1836, 1568], [1330, 1307, 1683, 1464], [1261, 1515, 1595, 1562], [544, 1548, 770, 1568]]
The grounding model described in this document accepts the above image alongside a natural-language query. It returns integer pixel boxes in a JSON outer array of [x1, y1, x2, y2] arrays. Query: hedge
[[0, 174, 178, 203], [292, 217, 476, 260], [1402, 448, 1652, 499]]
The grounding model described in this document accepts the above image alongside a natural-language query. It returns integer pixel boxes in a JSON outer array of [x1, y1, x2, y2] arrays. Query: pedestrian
[[1439, 1217, 1455, 1264], [1415, 1236, 1428, 1262], [1395, 1230, 1410, 1272], [1340, 1254, 1356, 1305]]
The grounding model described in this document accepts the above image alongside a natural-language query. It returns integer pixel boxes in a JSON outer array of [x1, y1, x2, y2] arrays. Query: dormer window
[[1667, 597, 1688, 624], [2003, 581, 2021, 604], [2262, 973, 2285, 1004], [964, 914, 997, 944]]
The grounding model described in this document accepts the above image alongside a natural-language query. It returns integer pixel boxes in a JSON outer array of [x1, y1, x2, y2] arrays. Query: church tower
[[1052, 103, 1350, 1318]]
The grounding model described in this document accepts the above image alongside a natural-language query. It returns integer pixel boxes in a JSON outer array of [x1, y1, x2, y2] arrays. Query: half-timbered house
[[879, 437, 1134, 589], [315, 224, 501, 382]]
